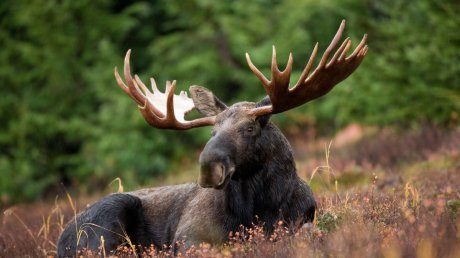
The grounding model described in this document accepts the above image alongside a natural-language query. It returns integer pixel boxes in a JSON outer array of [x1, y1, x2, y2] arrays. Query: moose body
[[58, 104, 315, 256], [57, 20, 367, 257]]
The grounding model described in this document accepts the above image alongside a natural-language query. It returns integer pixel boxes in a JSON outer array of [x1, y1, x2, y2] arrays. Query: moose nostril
[[217, 164, 226, 185], [210, 163, 224, 183], [198, 161, 226, 187]]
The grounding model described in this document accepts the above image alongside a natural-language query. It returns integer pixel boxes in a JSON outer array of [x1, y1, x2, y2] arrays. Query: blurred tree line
[[0, 0, 458, 205]]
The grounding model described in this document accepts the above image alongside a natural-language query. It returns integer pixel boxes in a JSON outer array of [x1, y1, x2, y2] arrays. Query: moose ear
[[255, 96, 272, 127], [189, 86, 228, 117]]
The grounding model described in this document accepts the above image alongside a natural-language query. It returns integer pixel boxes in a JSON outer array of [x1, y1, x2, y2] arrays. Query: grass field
[[1, 125, 459, 257]]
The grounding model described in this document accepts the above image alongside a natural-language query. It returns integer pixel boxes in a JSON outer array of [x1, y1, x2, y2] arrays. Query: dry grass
[[1, 125, 459, 257]]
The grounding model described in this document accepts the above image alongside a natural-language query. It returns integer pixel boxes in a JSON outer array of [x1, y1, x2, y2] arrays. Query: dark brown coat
[[57, 97, 316, 257]]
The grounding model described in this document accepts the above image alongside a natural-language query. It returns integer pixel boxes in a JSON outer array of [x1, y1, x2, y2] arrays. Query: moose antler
[[246, 20, 368, 116], [114, 50, 216, 129], [115, 20, 367, 130]]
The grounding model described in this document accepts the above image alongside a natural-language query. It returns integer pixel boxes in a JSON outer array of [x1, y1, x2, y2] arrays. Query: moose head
[[115, 20, 367, 189]]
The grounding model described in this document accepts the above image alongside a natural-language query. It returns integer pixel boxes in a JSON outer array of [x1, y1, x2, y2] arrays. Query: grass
[[1, 125, 459, 257]]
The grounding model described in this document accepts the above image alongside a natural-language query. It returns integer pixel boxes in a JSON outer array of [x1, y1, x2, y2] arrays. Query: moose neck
[[223, 123, 297, 232]]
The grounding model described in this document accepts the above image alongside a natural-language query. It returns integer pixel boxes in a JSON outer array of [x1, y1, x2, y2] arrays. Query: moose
[[57, 20, 367, 257]]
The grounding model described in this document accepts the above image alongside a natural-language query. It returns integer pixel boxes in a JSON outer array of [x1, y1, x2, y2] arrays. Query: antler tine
[[362, 45, 369, 56], [339, 40, 352, 61], [165, 80, 177, 121], [245, 52, 270, 92], [318, 19, 346, 68], [270, 45, 293, 91], [150, 78, 159, 93], [134, 75, 164, 117], [347, 34, 368, 60], [165, 80, 173, 93], [246, 45, 294, 105], [114, 67, 131, 96], [271, 46, 279, 76], [294, 42, 319, 88], [123, 50, 147, 106], [134, 74, 149, 94], [115, 66, 146, 108], [286, 52, 294, 73], [327, 37, 350, 67]]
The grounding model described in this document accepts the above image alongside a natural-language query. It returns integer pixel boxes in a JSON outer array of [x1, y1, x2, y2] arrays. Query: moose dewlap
[[57, 20, 367, 257]]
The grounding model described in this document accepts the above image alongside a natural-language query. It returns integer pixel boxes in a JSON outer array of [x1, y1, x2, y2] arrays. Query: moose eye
[[247, 126, 254, 133]]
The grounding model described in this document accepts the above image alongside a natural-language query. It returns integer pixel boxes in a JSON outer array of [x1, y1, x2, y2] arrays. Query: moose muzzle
[[198, 134, 236, 189]]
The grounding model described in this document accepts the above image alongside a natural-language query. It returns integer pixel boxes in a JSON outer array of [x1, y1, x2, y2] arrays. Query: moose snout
[[198, 160, 235, 189], [198, 135, 236, 189]]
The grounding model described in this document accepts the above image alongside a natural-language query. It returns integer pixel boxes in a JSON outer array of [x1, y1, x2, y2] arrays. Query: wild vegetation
[[1, 125, 458, 257]]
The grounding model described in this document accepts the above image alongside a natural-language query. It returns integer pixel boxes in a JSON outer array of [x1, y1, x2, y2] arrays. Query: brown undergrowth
[[1, 126, 459, 257]]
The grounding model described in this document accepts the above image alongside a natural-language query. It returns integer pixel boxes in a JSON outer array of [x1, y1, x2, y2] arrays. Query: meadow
[[1, 124, 458, 257]]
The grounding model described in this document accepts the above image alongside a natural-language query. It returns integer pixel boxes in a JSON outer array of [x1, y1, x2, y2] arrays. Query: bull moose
[[57, 20, 367, 257]]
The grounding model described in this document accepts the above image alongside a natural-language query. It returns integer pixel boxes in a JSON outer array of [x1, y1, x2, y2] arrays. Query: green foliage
[[447, 199, 460, 218], [0, 0, 458, 204], [317, 212, 341, 233]]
